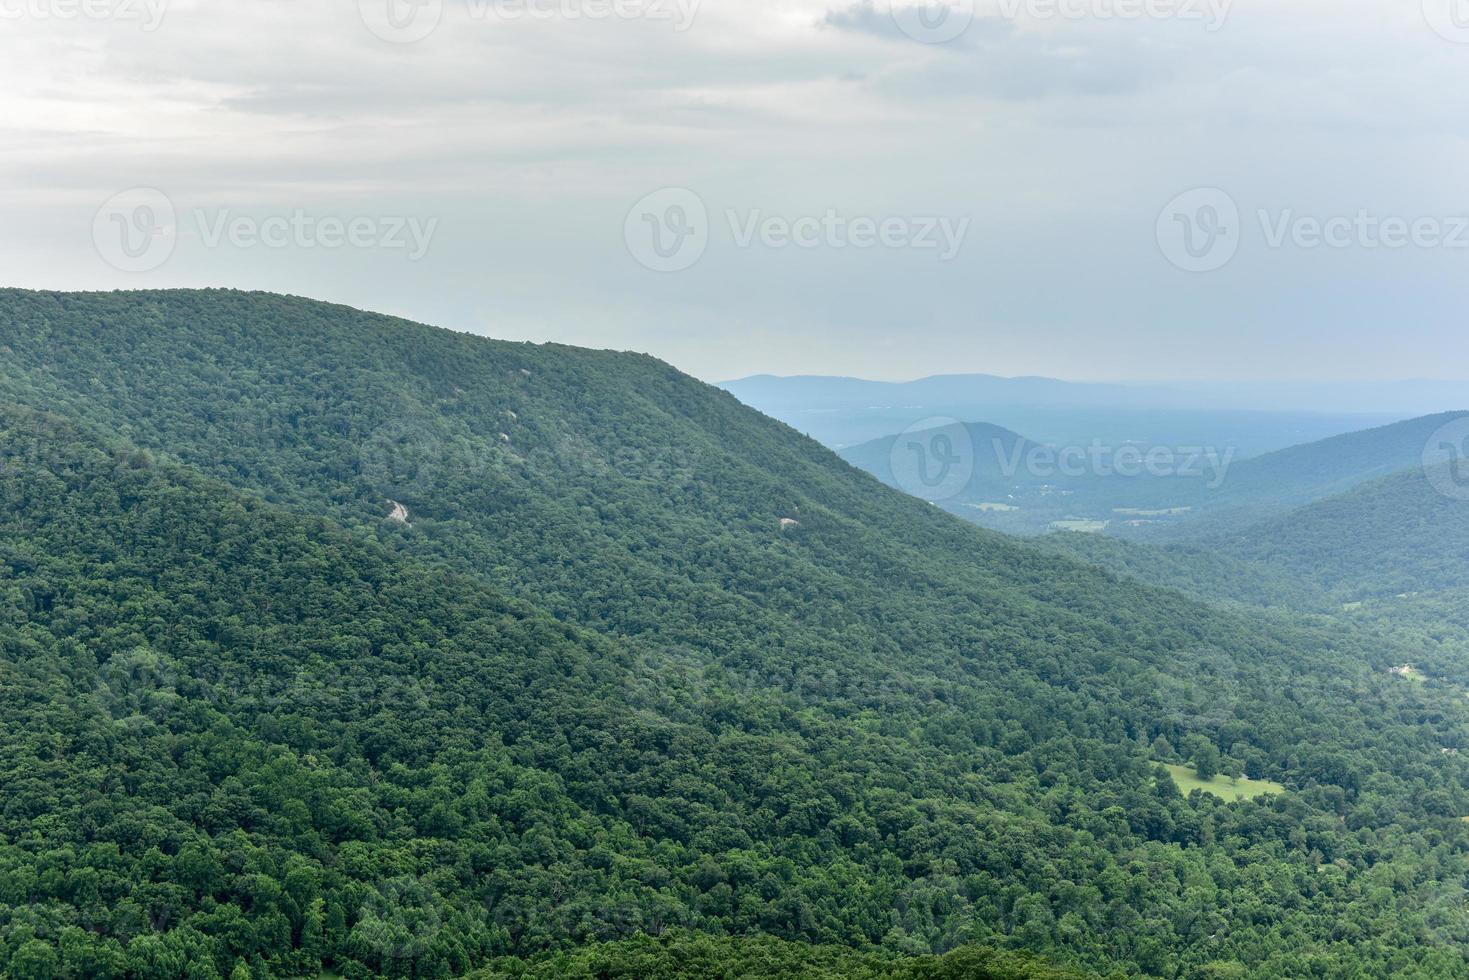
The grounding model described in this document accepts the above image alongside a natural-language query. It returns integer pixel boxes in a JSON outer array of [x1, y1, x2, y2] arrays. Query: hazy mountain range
[[722, 373, 1464, 453]]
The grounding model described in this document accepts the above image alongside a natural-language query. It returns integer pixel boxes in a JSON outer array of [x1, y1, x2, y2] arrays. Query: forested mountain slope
[[2, 405, 1110, 979], [1044, 462, 1469, 606], [1125, 412, 1469, 537], [1211, 464, 1469, 600], [4, 290, 1469, 977], [1033, 533, 1337, 613]]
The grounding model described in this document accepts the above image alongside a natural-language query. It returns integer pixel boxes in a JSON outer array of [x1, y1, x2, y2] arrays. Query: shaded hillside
[[1142, 413, 1469, 536], [1212, 463, 1469, 600], [1035, 533, 1336, 612]]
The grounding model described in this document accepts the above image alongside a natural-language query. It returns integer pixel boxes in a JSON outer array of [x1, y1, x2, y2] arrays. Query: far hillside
[[1211, 462, 1469, 600], [840, 412, 1469, 538]]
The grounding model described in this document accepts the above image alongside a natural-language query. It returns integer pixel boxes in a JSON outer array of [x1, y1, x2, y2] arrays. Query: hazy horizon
[[722, 370, 1469, 386], [5, 0, 1468, 382]]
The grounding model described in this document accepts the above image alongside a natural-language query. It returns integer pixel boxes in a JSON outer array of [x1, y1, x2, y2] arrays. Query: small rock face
[[387, 500, 411, 525], [780, 518, 800, 531]]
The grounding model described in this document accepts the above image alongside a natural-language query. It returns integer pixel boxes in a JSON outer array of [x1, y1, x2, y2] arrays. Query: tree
[[1192, 739, 1221, 782], [10, 940, 60, 980]]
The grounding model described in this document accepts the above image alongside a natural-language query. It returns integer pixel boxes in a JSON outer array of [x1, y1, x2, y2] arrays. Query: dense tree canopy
[[1, 290, 1469, 977]]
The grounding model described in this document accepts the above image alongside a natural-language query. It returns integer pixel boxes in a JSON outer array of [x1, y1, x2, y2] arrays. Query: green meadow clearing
[[1162, 763, 1286, 802], [1050, 519, 1109, 533]]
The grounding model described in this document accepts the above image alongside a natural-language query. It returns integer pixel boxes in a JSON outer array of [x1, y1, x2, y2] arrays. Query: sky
[[2, 0, 1467, 383]]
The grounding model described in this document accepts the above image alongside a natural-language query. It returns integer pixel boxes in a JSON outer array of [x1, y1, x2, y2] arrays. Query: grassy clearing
[[1114, 507, 1193, 516], [966, 502, 1019, 512], [1050, 519, 1109, 533], [1162, 763, 1285, 802]]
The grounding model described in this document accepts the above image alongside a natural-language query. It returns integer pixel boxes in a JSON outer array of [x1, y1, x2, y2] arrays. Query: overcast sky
[[2, 0, 1467, 382]]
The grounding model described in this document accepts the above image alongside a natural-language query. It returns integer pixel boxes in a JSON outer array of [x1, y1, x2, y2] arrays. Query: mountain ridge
[[4, 288, 1469, 977]]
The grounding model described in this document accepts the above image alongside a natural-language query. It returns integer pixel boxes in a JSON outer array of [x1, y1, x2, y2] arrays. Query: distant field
[[1162, 763, 1285, 801], [1051, 519, 1109, 533], [966, 502, 1020, 512], [1114, 507, 1194, 516]]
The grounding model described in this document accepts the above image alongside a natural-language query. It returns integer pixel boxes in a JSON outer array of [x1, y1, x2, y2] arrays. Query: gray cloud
[[1, 0, 1466, 382]]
